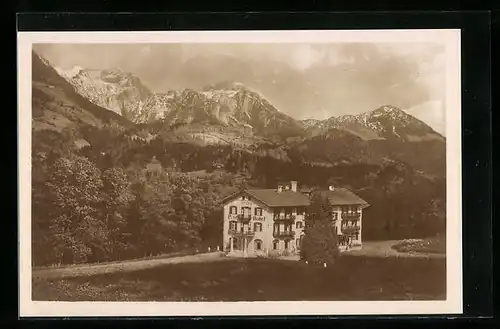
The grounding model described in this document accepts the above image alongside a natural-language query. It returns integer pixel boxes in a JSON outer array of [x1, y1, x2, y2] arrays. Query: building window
[[241, 207, 251, 216], [296, 238, 301, 250], [342, 205, 359, 214], [296, 221, 303, 229], [232, 238, 238, 249], [355, 232, 359, 240], [229, 206, 237, 214], [342, 206, 350, 213], [273, 240, 279, 250], [332, 212, 338, 220], [254, 207, 263, 216], [335, 226, 338, 234], [284, 223, 293, 232], [254, 239, 263, 250], [273, 223, 280, 235], [284, 240, 290, 249], [229, 221, 237, 230], [254, 222, 262, 232]]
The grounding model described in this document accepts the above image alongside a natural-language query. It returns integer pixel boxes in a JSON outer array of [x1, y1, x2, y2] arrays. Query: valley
[[31, 50, 447, 268]]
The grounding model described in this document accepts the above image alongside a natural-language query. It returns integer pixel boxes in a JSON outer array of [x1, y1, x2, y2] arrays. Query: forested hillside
[[31, 51, 447, 266]]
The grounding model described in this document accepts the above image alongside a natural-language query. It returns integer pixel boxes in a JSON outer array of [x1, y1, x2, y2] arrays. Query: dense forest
[[32, 123, 446, 266]]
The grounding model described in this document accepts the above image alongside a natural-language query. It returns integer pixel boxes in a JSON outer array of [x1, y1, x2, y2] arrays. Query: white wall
[[222, 195, 272, 253], [223, 196, 308, 254]]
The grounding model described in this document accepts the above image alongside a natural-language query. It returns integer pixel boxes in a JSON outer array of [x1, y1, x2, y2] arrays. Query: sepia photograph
[[18, 30, 462, 316]]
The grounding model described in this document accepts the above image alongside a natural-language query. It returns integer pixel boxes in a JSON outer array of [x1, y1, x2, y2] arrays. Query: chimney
[[277, 185, 283, 193], [291, 181, 298, 192], [329, 185, 335, 191]]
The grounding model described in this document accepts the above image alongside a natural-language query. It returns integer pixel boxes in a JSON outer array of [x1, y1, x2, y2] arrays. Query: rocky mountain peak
[[303, 104, 443, 142], [299, 118, 322, 129], [56, 65, 84, 79], [365, 105, 411, 122], [203, 80, 246, 91], [134, 81, 301, 138], [58, 67, 152, 120]]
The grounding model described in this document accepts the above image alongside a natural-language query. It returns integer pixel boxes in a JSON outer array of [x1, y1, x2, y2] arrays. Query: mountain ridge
[[56, 66, 305, 140], [56, 65, 443, 142], [301, 105, 444, 142], [57, 66, 153, 121], [34, 54, 445, 177], [32, 51, 134, 133]]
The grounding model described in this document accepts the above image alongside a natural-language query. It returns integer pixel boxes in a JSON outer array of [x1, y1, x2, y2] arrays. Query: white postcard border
[[17, 29, 462, 317]]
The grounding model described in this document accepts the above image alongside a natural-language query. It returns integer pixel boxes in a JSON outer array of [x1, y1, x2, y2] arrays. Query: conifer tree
[[301, 192, 339, 266]]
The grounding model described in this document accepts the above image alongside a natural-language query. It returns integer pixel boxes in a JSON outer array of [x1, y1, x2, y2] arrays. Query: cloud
[[288, 45, 323, 71], [407, 100, 445, 135], [140, 45, 151, 56]]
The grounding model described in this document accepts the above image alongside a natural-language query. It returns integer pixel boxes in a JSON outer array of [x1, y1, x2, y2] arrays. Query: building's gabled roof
[[219, 189, 310, 208], [247, 189, 311, 207], [319, 188, 370, 207], [219, 187, 369, 208]]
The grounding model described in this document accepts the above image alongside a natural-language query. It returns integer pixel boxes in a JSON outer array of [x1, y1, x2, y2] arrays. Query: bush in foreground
[[392, 236, 446, 254]]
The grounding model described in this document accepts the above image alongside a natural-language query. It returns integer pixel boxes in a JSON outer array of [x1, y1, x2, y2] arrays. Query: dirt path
[[344, 240, 446, 259], [33, 252, 228, 280], [33, 241, 444, 280]]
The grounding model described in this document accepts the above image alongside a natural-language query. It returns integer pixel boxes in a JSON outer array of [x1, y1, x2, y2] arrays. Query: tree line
[[32, 128, 236, 266], [31, 125, 446, 265]]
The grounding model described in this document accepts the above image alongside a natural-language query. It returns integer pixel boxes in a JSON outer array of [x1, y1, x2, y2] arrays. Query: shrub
[[268, 250, 282, 258]]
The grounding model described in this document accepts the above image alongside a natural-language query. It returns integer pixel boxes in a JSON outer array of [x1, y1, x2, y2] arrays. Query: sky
[[34, 42, 446, 135]]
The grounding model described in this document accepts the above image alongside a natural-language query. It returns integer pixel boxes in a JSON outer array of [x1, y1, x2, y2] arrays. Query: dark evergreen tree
[[300, 192, 339, 266]]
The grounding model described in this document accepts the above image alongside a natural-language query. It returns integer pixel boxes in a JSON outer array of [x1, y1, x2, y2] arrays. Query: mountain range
[[32, 51, 133, 132], [32, 51, 446, 177]]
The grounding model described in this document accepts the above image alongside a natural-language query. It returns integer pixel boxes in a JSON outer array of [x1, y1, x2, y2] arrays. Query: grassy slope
[[33, 256, 445, 301]]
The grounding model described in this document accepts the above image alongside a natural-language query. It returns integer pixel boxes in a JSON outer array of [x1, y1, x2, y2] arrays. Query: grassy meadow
[[33, 255, 446, 302]]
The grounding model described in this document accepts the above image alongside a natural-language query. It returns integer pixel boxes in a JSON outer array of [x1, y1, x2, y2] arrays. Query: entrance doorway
[[232, 237, 239, 250]]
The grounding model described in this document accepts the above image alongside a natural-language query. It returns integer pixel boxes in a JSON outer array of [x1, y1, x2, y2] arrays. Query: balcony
[[253, 215, 266, 221], [228, 228, 255, 237], [237, 214, 252, 222], [228, 214, 239, 220], [273, 230, 295, 238], [341, 225, 360, 234], [273, 215, 296, 222], [341, 212, 361, 219]]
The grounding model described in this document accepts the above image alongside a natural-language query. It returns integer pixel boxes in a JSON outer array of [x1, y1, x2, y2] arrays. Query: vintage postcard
[[18, 29, 462, 317]]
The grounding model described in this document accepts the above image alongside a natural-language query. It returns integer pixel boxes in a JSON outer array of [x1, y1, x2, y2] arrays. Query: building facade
[[220, 181, 370, 257], [318, 186, 370, 251]]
